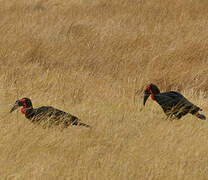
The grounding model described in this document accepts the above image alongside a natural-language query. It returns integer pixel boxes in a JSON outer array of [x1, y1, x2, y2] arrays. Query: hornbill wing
[[158, 91, 201, 114], [156, 91, 182, 106], [155, 91, 186, 114], [160, 91, 185, 100], [166, 91, 201, 109], [33, 106, 85, 125], [34, 106, 55, 116], [34, 106, 77, 119]]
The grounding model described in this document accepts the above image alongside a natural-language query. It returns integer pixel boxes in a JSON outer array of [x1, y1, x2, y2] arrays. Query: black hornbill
[[143, 84, 206, 120], [10, 98, 90, 128]]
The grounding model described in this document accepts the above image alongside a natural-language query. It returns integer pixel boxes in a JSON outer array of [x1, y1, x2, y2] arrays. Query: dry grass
[[0, 0, 208, 179]]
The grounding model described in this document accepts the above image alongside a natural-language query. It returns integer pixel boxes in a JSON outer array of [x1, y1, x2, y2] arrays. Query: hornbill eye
[[143, 89, 151, 106], [10, 100, 23, 113]]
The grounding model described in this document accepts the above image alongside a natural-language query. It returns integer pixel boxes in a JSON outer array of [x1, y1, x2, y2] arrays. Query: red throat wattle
[[20, 99, 26, 114], [146, 86, 155, 100], [21, 107, 26, 114]]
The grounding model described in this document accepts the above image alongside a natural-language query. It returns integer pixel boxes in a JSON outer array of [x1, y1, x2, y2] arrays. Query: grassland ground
[[0, 0, 208, 179]]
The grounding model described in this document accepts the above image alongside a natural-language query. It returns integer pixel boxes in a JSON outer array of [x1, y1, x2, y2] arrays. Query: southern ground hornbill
[[143, 84, 206, 120], [10, 98, 90, 128]]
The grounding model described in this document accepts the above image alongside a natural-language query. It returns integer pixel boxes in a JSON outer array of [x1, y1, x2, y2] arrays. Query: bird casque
[[10, 98, 90, 128], [143, 84, 206, 120]]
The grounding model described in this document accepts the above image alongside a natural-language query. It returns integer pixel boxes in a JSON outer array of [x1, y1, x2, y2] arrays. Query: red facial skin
[[146, 86, 155, 100], [20, 99, 26, 114]]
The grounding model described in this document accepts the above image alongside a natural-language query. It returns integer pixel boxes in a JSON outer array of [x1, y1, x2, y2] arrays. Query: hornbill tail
[[72, 121, 90, 128], [195, 113, 206, 120]]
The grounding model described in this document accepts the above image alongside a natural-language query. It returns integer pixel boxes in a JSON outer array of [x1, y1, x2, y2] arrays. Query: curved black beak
[[143, 89, 150, 106], [10, 100, 21, 113]]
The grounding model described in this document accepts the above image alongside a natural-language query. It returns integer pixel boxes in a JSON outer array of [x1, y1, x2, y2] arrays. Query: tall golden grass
[[0, 0, 208, 179]]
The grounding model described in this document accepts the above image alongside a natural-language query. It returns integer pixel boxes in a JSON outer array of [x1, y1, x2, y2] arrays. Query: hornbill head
[[10, 98, 33, 113], [143, 84, 160, 106]]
